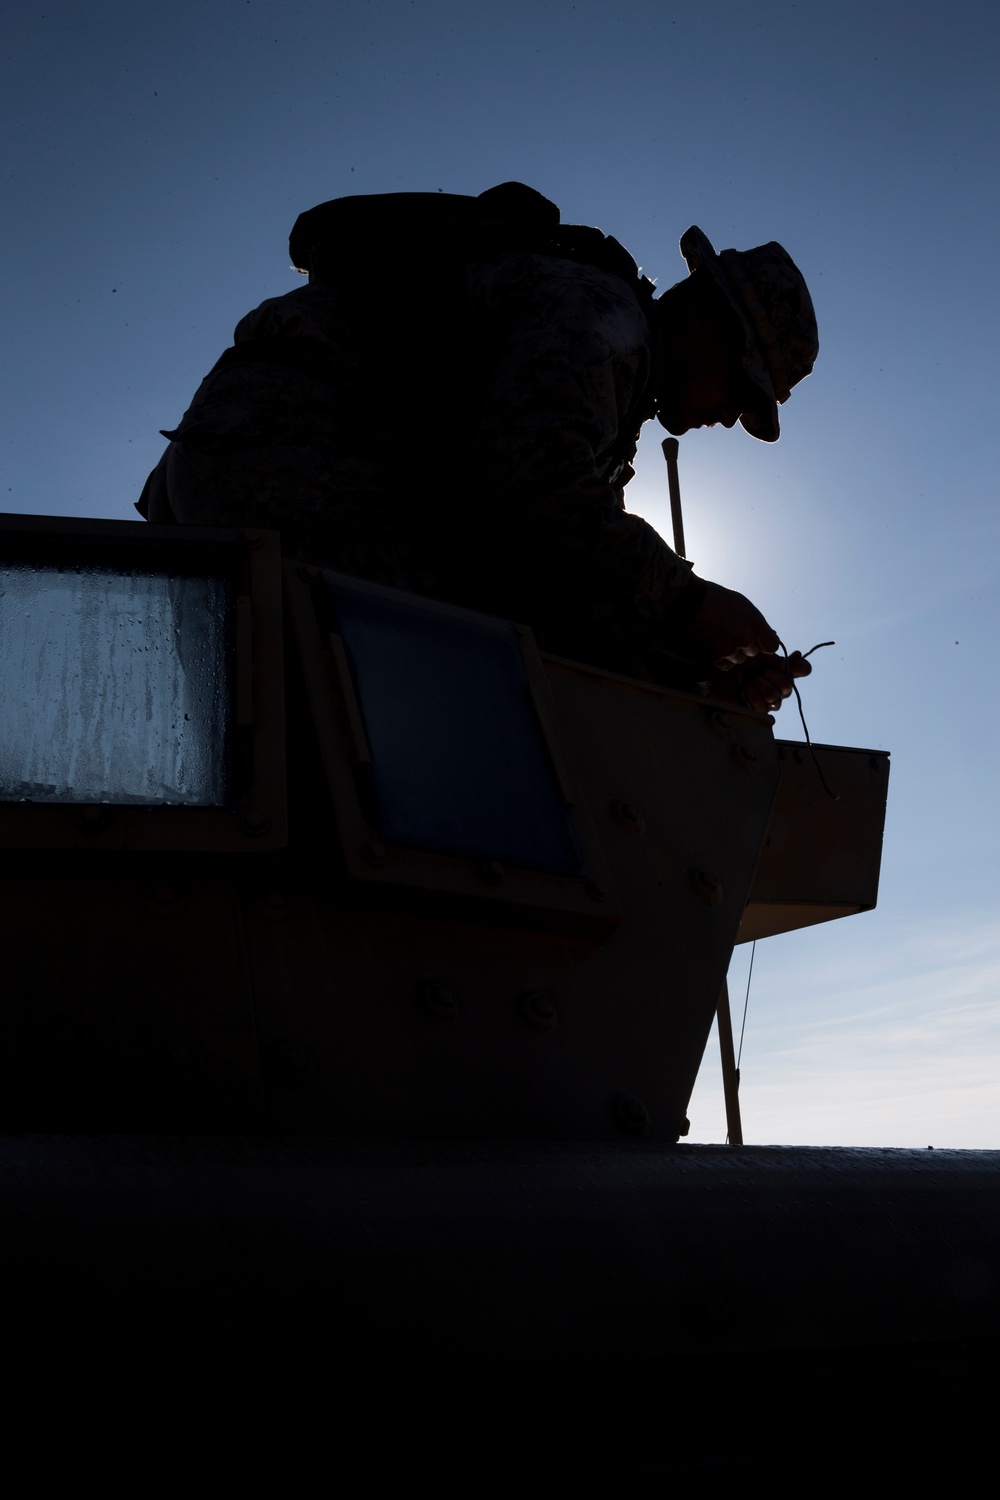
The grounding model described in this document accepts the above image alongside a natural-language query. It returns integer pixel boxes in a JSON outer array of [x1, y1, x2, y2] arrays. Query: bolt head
[[273, 1041, 312, 1081], [612, 800, 645, 835], [77, 805, 110, 832], [698, 1295, 730, 1328], [519, 990, 557, 1032], [363, 840, 387, 866], [162, 1042, 204, 1079], [144, 883, 183, 916], [422, 982, 458, 1022], [241, 810, 271, 836], [612, 1092, 651, 1135], [479, 860, 505, 885], [732, 743, 760, 774], [689, 868, 724, 906]]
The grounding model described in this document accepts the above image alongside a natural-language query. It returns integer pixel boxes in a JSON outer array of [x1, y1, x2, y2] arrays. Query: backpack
[[288, 181, 657, 309], [287, 183, 660, 483]]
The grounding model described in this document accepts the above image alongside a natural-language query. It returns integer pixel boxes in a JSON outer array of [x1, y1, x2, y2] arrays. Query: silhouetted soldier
[[138, 183, 818, 710]]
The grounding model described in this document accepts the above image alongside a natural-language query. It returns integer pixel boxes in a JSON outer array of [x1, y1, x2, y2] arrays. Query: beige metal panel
[[739, 741, 889, 943], [250, 651, 779, 1143], [0, 859, 263, 1131], [738, 900, 870, 943]]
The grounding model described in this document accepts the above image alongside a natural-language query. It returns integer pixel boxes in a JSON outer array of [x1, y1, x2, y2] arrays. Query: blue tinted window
[[331, 582, 581, 875]]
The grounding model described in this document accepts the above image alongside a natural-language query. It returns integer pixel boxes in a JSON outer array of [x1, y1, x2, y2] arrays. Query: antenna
[[661, 438, 686, 559], [663, 436, 744, 1146]]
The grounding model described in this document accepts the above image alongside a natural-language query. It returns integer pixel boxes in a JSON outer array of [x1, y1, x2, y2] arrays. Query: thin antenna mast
[[662, 438, 744, 1146], [661, 438, 686, 558]]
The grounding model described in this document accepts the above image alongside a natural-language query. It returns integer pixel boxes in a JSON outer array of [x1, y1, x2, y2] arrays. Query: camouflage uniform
[[139, 246, 699, 669]]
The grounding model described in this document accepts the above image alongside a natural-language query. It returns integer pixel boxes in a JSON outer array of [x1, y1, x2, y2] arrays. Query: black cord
[[736, 939, 755, 1083], [801, 641, 836, 658], [778, 638, 839, 801], [729, 642, 836, 1113]]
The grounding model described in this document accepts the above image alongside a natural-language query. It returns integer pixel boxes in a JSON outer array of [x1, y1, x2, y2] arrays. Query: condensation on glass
[[0, 562, 233, 806]]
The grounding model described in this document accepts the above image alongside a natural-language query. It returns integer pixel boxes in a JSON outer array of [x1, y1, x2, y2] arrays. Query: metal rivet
[[273, 1041, 312, 1081], [363, 840, 387, 866], [709, 711, 734, 740], [585, 879, 609, 902], [77, 805, 110, 832], [696, 1295, 730, 1328], [612, 800, 645, 835], [611, 1092, 651, 1135], [298, 564, 321, 582], [421, 982, 458, 1022], [519, 990, 557, 1032], [689, 868, 724, 906], [144, 883, 184, 917], [162, 1042, 204, 1079], [479, 860, 505, 885], [150, 883, 180, 907], [241, 810, 271, 836], [732, 743, 760, 774]]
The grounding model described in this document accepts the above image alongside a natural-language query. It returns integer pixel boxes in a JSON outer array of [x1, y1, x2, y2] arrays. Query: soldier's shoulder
[[470, 250, 645, 313], [468, 250, 651, 356], [233, 281, 346, 343]]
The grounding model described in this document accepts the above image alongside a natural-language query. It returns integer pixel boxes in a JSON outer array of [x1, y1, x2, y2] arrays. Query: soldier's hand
[[688, 581, 781, 667], [736, 651, 811, 713]]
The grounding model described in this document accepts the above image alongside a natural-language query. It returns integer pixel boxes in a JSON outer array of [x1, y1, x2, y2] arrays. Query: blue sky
[[3, 1, 998, 1144]]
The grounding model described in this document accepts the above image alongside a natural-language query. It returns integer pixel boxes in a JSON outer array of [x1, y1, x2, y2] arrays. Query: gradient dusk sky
[[3, 1, 998, 1145]]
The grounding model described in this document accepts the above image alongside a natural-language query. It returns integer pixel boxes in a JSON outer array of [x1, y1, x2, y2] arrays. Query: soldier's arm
[[468, 253, 802, 707], [467, 253, 703, 640]]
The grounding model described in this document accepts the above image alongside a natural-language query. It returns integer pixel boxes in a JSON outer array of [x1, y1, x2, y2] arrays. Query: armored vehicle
[[1, 512, 995, 1485]]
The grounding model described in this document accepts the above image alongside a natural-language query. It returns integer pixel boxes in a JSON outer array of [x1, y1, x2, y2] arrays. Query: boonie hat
[[680, 226, 818, 441]]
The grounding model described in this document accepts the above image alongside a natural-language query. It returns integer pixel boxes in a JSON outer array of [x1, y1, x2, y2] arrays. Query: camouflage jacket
[[138, 250, 699, 667]]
